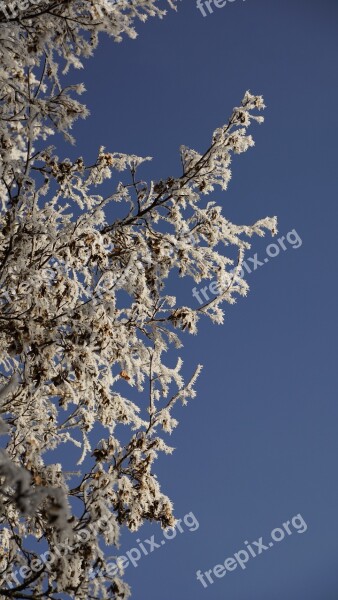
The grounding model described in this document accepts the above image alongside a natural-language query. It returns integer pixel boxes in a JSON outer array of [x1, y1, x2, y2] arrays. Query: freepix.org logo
[[196, 0, 245, 18], [196, 513, 308, 589], [0, 0, 43, 20], [192, 228, 302, 307]]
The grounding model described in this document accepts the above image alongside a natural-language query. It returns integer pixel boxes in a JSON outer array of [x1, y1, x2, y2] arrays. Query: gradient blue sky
[[50, 1, 338, 598]]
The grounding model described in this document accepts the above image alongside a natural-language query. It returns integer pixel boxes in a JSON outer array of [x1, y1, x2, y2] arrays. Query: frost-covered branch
[[0, 1, 276, 598]]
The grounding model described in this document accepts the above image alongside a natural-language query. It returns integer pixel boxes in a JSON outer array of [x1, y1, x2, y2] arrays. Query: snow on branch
[[0, 2, 276, 598]]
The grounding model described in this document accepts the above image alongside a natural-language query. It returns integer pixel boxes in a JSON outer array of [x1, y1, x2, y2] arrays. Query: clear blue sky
[[62, 1, 338, 598]]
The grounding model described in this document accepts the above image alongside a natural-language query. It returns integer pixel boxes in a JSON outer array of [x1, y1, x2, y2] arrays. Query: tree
[[0, 1, 276, 598]]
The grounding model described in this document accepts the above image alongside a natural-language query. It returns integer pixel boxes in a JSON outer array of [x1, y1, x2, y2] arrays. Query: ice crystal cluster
[[0, 1, 276, 598]]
